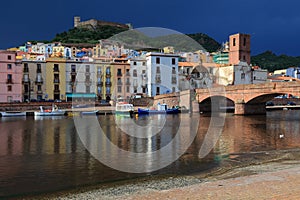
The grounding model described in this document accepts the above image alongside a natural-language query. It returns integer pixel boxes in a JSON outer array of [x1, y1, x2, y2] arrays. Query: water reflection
[[0, 111, 300, 197]]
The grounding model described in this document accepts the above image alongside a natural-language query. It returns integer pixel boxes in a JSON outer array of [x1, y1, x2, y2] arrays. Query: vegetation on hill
[[187, 33, 221, 52], [251, 51, 300, 72]]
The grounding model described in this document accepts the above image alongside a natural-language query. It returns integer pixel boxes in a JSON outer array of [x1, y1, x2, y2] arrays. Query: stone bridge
[[195, 81, 300, 115]]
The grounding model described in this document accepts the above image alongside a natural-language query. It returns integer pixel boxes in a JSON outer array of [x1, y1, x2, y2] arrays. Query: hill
[[251, 51, 300, 72], [44, 26, 221, 52]]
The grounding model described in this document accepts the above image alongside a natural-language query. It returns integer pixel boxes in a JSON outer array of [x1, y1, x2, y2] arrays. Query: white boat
[[0, 111, 27, 117], [34, 105, 65, 116], [115, 102, 134, 115]]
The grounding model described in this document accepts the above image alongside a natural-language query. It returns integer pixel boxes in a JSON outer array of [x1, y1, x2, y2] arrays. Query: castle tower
[[229, 33, 251, 65], [74, 16, 81, 28]]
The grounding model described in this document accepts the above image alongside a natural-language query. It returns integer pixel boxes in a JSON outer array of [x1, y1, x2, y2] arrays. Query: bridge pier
[[235, 103, 266, 115]]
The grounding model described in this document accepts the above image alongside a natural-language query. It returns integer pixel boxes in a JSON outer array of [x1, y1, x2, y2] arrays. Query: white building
[[130, 57, 147, 95], [65, 60, 96, 101], [146, 52, 179, 97]]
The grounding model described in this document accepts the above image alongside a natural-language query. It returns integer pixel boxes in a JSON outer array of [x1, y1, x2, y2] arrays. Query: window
[[134, 87, 137, 93], [133, 61, 137, 65], [37, 85, 42, 91], [117, 86, 122, 93], [142, 87, 146, 93], [7, 64, 12, 69], [117, 69, 122, 76], [7, 74, 12, 82], [106, 87, 111, 94], [97, 67, 101, 74], [156, 57, 160, 64], [172, 87, 175, 93], [126, 86, 130, 93], [156, 87, 160, 95], [24, 63, 29, 73], [86, 65, 90, 72], [241, 73, 245, 79], [71, 65, 76, 73], [54, 85, 59, 91], [243, 37, 246, 46], [142, 62, 146, 66], [7, 85, 12, 92], [97, 86, 102, 94], [8, 55, 11, 60], [172, 58, 176, 65], [86, 86, 90, 93], [53, 64, 59, 72], [54, 74, 60, 83], [233, 38, 236, 46], [133, 69, 137, 77], [243, 55, 246, 61], [156, 66, 160, 73], [172, 67, 176, 74], [106, 67, 111, 74], [37, 64, 41, 73]]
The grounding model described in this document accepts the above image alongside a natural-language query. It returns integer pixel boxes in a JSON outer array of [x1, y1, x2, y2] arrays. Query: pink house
[[0, 50, 22, 102]]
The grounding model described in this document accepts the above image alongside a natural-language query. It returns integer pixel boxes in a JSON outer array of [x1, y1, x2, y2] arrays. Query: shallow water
[[0, 110, 299, 198]]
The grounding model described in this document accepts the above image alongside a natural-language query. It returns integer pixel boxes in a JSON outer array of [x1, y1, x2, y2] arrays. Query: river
[[0, 110, 300, 198]]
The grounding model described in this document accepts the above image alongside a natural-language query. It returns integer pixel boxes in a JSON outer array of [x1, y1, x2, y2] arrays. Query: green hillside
[[251, 51, 300, 72], [48, 26, 221, 52]]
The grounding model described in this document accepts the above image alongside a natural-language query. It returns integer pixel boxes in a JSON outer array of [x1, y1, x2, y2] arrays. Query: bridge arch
[[199, 95, 235, 113]]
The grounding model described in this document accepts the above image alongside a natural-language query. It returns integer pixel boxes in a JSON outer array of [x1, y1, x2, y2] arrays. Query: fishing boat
[[138, 103, 179, 115], [0, 111, 27, 117], [34, 105, 65, 116], [115, 102, 134, 115]]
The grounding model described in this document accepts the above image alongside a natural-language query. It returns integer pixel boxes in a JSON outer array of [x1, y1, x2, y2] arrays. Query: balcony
[[106, 73, 111, 78], [71, 71, 77, 75], [105, 82, 111, 86], [117, 72, 122, 77], [35, 78, 44, 84], [85, 72, 90, 76], [126, 81, 131, 85], [6, 79, 13, 84], [53, 68, 59, 73], [53, 79, 60, 83], [97, 81, 103, 86], [117, 81, 122, 85], [125, 72, 130, 76], [171, 77, 177, 84], [37, 90, 43, 94], [22, 77, 30, 83], [54, 89, 60, 94]]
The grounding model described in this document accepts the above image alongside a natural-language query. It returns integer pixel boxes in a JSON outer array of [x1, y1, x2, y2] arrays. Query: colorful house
[[0, 51, 22, 102]]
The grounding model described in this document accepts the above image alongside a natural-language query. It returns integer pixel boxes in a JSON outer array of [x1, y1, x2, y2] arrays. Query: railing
[[6, 79, 13, 84], [53, 79, 60, 83]]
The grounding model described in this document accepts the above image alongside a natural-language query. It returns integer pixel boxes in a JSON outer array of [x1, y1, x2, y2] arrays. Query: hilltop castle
[[74, 16, 132, 29]]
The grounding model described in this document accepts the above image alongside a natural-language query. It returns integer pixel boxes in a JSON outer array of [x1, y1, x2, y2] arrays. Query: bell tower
[[229, 33, 251, 65]]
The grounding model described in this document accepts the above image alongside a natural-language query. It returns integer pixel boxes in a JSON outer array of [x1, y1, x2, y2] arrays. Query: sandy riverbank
[[14, 149, 300, 200]]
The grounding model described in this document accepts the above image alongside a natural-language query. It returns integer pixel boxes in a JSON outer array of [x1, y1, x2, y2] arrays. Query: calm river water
[[0, 110, 300, 198]]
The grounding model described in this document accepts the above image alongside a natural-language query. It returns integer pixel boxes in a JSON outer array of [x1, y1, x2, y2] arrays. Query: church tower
[[229, 33, 251, 65]]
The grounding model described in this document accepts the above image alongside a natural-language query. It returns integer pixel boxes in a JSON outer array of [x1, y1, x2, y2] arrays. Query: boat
[[34, 105, 65, 116], [0, 111, 27, 117], [138, 103, 179, 115], [115, 102, 134, 115], [80, 110, 99, 115]]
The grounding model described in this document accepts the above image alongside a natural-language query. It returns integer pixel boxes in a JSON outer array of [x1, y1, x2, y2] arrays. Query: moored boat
[[138, 103, 179, 115], [0, 111, 27, 117], [34, 105, 65, 116], [115, 102, 134, 115]]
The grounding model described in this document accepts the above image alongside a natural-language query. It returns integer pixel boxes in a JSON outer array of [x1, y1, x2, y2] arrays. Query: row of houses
[[0, 33, 272, 103]]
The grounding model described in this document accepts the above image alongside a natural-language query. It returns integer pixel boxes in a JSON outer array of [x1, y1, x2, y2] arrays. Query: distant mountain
[[251, 51, 300, 72]]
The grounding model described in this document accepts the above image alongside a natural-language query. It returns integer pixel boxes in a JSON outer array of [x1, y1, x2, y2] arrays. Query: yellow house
[[45, 57, 66, 101], [52, 45, 65, 57]]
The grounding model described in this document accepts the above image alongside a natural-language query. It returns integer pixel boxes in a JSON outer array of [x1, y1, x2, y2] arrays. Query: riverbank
[[15, 148, 300, 200]]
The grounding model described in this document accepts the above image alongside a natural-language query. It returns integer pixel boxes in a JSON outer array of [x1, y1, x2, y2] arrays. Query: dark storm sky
[[1, 0, 300, 56]]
